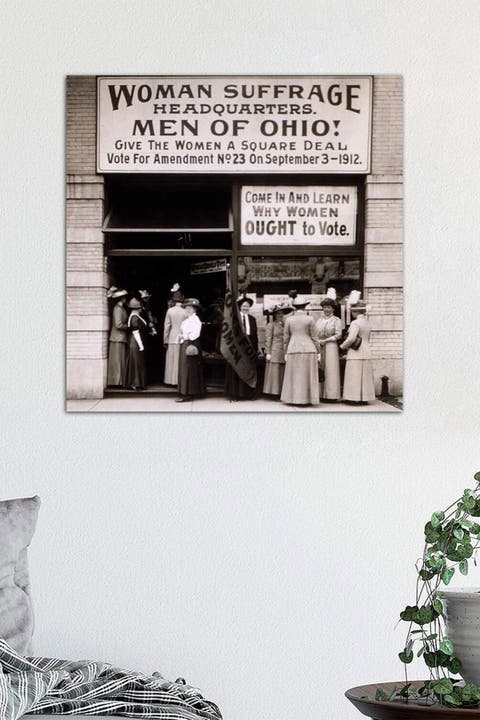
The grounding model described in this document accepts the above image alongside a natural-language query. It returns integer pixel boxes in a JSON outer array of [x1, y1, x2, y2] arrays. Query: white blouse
[[180, 314, 202, 341]]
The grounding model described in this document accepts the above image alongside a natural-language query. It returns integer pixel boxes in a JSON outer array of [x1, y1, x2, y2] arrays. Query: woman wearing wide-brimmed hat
[[224, 295, 259, 400], [316, 297, 342, 402], [263, 304, 292, 398], [139, 289, 157, 336], [125, 297, 148, 390], [106, 287, 128, 387], [176, 298, 205, 402], [280, 294, 321, 406], [339, 301, 376, 404], [163, 288, 187, 385]]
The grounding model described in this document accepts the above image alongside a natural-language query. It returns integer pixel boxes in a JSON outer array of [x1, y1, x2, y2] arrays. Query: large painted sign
[[97, 76, 372, 174]]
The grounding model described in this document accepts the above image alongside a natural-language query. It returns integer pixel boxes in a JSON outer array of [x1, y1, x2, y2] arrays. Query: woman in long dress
[[263, 304, 292, 398], [339, 302, 376, 403], [163, 290, 187, 386], [107, 288, 128, 387], [125, 298, 148, 390], [280, 297, 321, 406], [176, 298, 205, 402], [315, 298, 342, 402]]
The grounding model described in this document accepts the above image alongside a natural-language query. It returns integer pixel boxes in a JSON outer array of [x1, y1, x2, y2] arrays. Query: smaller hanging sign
[[190, 259, 228, 275]]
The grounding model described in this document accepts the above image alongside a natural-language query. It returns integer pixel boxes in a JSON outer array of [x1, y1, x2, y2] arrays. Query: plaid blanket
[[0, 640, 222, 720]]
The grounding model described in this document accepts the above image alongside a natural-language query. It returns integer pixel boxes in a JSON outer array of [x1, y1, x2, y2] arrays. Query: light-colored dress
[[316, 315, 342, 400], [178, 314, 204, 397], [281, 311, 321, 406], [263, 320, 286, 396], [340, 316, 376, 402], [163, 303, 187, 385], [107, 302, 128, 386]]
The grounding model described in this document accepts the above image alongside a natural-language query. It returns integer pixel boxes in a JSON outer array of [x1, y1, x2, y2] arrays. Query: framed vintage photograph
[[66, 75, 403, 412]]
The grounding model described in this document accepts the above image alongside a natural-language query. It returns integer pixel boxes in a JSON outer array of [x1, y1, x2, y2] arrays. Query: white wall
[[2, 2, 480, 719]]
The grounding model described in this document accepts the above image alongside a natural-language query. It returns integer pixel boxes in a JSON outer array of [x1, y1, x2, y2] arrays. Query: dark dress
[[125, 313, 147, 389], [178, 338, 205, 397], [224, 313, 259, 400]]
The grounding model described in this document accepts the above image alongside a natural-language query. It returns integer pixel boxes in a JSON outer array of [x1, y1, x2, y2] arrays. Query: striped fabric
[[0, 640, 222, 720]]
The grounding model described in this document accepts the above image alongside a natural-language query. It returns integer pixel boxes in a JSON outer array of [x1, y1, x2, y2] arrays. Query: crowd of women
[[107, 285, 376, 407], [106, 285, 204, 401]]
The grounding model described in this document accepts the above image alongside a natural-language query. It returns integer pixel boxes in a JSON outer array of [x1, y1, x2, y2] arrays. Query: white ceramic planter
[[439, 588, 480, 684]]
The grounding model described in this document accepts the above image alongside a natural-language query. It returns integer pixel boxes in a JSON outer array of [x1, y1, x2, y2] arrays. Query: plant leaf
[[462, 683, 480, 701], [437, 650, 451, 667], [419, 567, 436, 580], [415, 605, 434, 625], [399, 649, 414, 664], [400, 605, 418, 621], [460, 559, 469, 575], [440, 638, 454, 656], [431, 511, 445, 529], [424, 522, 441, 543], [424, 651, 437, 668], [448, 656, 462, 674], [387, 685, 398, 701], [433, 678, 454, 696], [459, 542, 474, 559], [442, 566, 455, 585]]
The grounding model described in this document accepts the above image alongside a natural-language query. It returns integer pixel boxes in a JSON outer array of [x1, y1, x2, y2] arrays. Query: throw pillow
[[0, 496, 40, 655]]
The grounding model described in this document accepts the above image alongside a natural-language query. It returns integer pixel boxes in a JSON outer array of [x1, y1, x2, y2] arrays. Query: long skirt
[[107, 342, 127, 386], [320, 342, 341, 400], [281, 353, 319, 405], [125, 340, 146, 389], [342, 359, 376, 402], [164, 343, 181, 385], [178, 343, 204, 397], [263, 361, 285, 396], [224, 365, 257, 400]]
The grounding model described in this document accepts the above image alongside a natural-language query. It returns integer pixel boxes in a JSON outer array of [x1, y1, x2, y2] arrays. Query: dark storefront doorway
[[108, 254, 228, 389]]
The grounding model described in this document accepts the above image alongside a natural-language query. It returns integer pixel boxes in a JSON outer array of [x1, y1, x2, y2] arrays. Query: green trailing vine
[[376, 472, 480, 708]]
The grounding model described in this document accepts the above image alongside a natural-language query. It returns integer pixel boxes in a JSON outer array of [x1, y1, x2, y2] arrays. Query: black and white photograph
[[66, 74, 403, 412]]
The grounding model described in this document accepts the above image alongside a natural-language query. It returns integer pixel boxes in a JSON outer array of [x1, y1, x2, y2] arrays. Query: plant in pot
[[346, 472, 480, 714], [372, 471, 480, 708]]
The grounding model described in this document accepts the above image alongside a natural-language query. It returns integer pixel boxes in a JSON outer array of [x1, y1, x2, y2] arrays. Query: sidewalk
[[67, 395, 401, 413]]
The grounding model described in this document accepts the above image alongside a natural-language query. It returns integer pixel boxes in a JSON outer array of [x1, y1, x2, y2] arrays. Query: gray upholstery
[[0, 496, 40, 654]]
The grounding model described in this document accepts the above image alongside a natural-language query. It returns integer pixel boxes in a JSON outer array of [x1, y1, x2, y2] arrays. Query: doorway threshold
[[105, 385, 224, 397]]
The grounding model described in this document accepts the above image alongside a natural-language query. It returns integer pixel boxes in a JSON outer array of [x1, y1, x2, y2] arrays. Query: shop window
[[237, 255, 361, 352], [104, 182, 232, 231], [103, 178, 233, 255], [237, 255, 360, 299]]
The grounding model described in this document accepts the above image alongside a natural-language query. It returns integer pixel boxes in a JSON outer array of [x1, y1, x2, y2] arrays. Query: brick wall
[[370, 76, 403, 175], [66, 76, 97, 175], [365, 76, 403, 396], [66, 76, 108, 399]]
